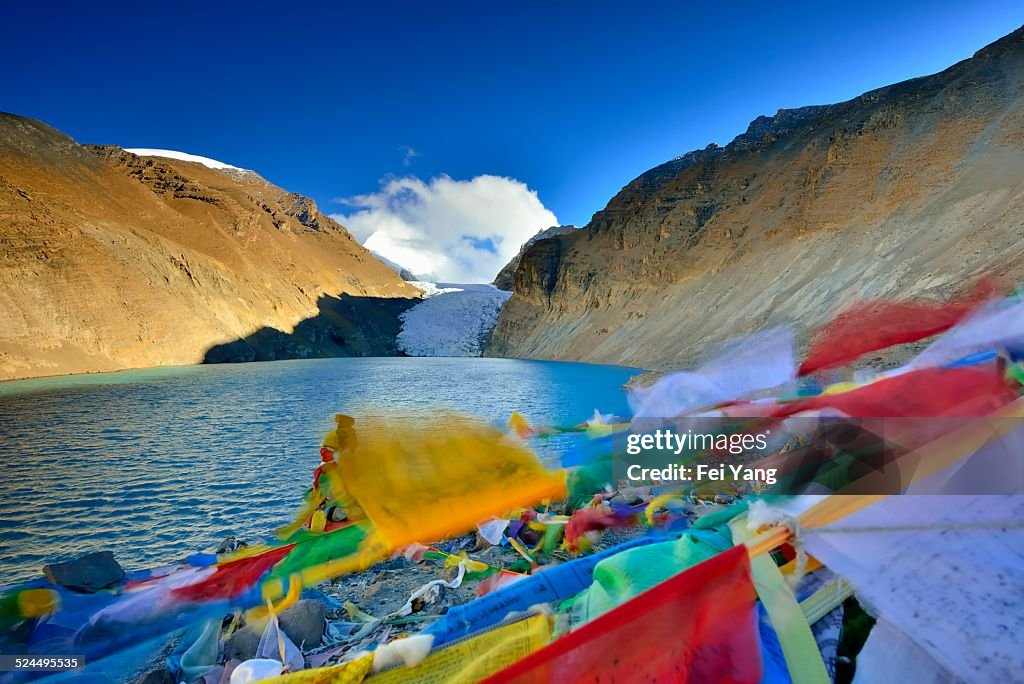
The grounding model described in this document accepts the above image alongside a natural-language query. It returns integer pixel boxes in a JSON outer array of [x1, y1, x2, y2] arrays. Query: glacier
[[398, 283, 512, 356]]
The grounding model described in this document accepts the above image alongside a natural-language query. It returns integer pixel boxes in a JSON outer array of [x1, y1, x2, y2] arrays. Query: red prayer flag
[[564, 506, 641, 552], [172, 544, 294, 601], [482, 545, 760, 684], [799, 285, 995, 375], [768, 367, 1016, 419]]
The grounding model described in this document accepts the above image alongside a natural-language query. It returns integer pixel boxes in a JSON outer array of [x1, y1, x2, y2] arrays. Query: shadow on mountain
[[202, 293, 419, 363]]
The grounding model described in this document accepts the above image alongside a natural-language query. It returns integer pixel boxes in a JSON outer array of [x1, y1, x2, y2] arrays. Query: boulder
[[610, 486, 653, 507], [279, 599, 327, 649], [43, 551, 124, 593], [224, 623, 263, 662], [224, 601, 328, 659]]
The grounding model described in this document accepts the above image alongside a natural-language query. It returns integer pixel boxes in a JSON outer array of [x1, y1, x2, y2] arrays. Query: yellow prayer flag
[[369, 613, 551, 684], [335, 415, 566, 548], [261, 653, 374, 684]]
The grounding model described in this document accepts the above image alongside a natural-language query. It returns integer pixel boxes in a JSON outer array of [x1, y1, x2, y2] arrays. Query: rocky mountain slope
[[490, 27, 1024, 370], [0, 114, 420, 380], [493, 225, 577, 290]]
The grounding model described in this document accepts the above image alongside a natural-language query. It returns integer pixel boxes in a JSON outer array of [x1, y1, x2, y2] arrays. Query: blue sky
[[1, 1, 1021, 279]]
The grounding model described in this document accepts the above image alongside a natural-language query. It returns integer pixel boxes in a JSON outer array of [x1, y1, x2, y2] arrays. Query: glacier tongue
[[398, 283, 512, 357]]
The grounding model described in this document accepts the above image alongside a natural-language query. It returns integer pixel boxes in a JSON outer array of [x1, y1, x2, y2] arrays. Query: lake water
[[0, 357, 638, 584]]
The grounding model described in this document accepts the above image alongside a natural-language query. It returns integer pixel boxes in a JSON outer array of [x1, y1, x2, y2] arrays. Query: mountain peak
[[492, 225, 578, 291]]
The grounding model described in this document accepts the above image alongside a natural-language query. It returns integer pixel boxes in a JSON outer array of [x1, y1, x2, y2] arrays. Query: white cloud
[[332, 175, 558, 283]]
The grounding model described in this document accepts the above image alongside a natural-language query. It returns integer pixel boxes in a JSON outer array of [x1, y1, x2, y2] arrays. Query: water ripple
[[0, 357, 636, 583]]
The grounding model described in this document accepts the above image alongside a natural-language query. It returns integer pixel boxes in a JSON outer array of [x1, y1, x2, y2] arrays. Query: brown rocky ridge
[[489, 26, 1024, 370], [493, 224, 577, 291], [0, 114, 421, 381]]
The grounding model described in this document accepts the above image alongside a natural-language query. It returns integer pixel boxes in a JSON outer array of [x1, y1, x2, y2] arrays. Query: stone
[[610, 486, 652, 507], [518, 527, 541, 546], [374, 556, 412, 571], [134, 669, 175, 684], [215, 536, 247, 554], [473, 531, 493, 551], [224, 622, 264, 662], [278, 599, 327, 649], [43, 551, 124, 593]]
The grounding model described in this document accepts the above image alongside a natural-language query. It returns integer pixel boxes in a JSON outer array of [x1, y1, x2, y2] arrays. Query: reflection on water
[[0, 357, 637, 583]]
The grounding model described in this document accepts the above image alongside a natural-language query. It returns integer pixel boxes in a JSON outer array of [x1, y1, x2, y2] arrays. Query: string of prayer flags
[[483, 545, 760, 683]]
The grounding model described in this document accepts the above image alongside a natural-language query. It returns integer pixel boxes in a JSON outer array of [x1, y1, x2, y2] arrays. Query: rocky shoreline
[[123, 531, 652, 683], [120, 489, 687, 683]]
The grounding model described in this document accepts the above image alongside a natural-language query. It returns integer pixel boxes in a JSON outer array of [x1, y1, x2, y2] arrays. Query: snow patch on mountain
[[373, 251, 416, 280], [125, 148, 243, 171], [398, 283, 512, 356]]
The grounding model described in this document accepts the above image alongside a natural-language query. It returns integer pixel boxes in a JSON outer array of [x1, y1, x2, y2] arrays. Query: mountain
[[490, 27, 1024, 370], [0, 114, 420, 381], [492, 225, 577, 290]]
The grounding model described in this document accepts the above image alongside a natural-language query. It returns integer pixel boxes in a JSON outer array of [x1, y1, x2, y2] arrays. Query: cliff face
[[490, 27, 1024, 370], [0, 114, 419, 380], [493, 225, 577, 290]]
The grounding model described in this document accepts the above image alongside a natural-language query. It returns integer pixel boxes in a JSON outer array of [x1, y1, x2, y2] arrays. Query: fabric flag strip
[[335, 415, 567, 549], [798, 286, 993, 375], [730, 519, 829, 684], [422, 537, 655, 648], [727, 366, 1017, 420], [803, 495, 1024, 682], [630, 326, 796, 419], [172, 544, 294, 602], [166, 617, 221, 682], [262, 652, 375, 683], [266, 524, 368, 586], [369, 612, 551, 684], [908, 296, 1024, 371], [484, 545, 760, 684], [565, 519, 736, 628]]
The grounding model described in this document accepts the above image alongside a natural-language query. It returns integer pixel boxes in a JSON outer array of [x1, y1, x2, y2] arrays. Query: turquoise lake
[[0, 357, 638, 584]]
